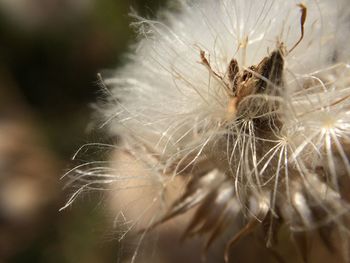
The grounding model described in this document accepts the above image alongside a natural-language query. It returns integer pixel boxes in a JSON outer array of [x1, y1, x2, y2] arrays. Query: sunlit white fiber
[[64, 0, 350, 262]]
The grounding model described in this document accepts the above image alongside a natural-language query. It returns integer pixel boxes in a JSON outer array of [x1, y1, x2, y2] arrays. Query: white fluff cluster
[[65, 0, 350, 262]]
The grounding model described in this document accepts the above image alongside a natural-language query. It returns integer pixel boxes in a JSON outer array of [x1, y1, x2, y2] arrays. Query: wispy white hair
[[64, 0, 350, 262]]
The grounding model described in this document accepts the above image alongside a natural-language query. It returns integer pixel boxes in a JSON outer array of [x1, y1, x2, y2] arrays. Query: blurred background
[[0, 0, 164, 262]]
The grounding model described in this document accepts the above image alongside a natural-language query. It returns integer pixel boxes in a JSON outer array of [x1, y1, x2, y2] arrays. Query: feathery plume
[[64, 0, 350, 262]]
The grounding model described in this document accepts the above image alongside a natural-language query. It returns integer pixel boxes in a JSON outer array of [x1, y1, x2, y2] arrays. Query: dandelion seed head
[[65, 0, 350, 261]]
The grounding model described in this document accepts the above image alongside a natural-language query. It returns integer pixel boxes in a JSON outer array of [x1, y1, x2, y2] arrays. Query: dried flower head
[[64, 0, 350, 262]]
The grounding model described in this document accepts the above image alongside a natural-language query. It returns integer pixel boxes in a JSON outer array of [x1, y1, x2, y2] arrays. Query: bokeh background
[[0, 0, 164, 262]]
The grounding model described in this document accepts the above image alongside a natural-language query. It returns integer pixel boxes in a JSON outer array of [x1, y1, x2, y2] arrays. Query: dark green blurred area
[[0, 0, 165, 157], [0, 1, 164, 262]]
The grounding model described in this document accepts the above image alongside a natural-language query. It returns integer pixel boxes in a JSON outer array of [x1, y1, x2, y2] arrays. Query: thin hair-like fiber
[[63, 0, 350, 262]]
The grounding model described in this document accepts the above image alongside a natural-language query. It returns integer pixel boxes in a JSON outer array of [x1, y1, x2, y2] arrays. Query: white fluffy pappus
[[64, 0, 350, 262]]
